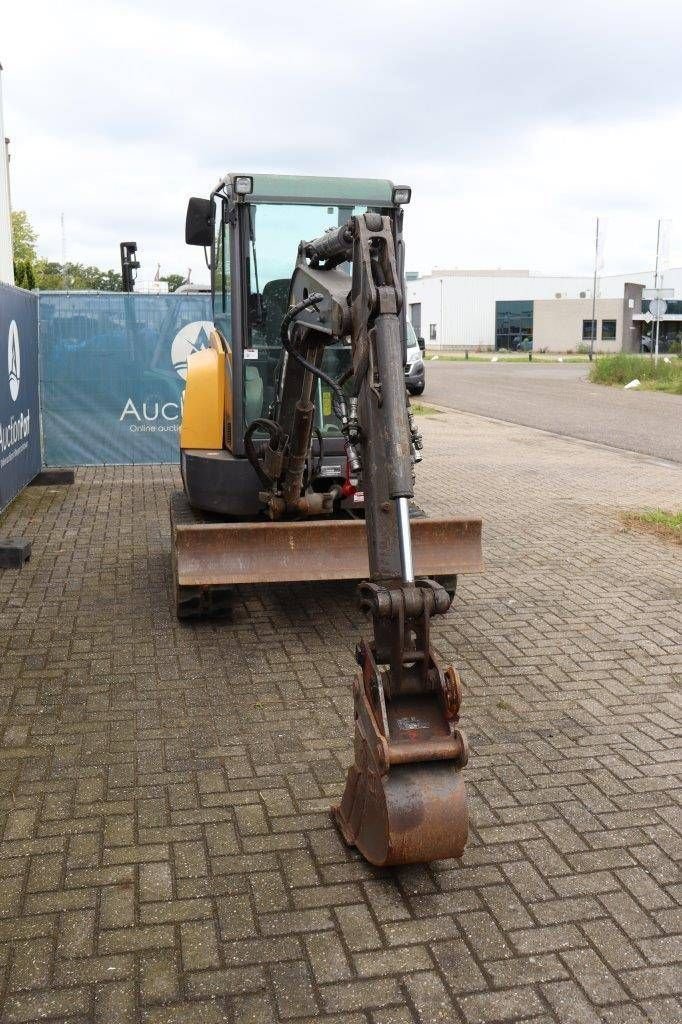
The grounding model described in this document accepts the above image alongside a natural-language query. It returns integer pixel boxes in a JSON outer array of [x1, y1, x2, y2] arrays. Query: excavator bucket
[[333, 761, 468, 866], [331, 641, 470, 867], [171, 491, 482, 614]]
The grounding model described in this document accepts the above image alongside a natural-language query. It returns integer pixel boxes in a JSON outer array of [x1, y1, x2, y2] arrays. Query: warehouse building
[[407, 267, 682, 353]]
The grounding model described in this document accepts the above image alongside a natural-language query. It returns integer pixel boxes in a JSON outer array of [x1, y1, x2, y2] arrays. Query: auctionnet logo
[[1, 320, 31, 467], [118, 320, 213, 430], [170, 321, 213, 379], [0, 319, 30, 468], [0, 411, 30, 457], [8, 320, 20, 401]]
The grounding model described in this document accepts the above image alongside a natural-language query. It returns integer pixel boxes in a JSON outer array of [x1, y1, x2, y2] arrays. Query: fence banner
[[0, 284, 41, 512], [39, 291, 213, 465]]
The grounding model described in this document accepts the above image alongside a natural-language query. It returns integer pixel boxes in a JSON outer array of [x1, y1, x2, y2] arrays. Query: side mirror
[[417, 336, 425, 352], [185, 197, 213, 246]]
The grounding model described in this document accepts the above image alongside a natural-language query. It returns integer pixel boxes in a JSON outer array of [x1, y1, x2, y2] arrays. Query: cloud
[[3, 0, 682, 281]]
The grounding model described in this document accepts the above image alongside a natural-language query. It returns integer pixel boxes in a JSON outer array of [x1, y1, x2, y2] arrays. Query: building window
[[409, 302, 422, 337], [602, 319, 616, 340], [495, 300, 533, 351], [429, 323, 437, 341], [582, 319, 597, 341]]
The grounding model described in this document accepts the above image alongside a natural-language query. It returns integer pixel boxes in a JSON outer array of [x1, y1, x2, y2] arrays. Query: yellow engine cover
[[179, 338, 226, 450]]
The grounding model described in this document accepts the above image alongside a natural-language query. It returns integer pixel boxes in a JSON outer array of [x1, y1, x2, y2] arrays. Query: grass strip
[[589, 354, 682, 394], [410, 402, 442, 416], [620, 509, 682, 545]]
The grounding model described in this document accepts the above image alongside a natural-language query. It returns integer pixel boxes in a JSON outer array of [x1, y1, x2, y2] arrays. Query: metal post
[[120, 241, 140, 293], [653, 219, 661, 366], [589, 217, 599, 362], [439, 278, 443, 350]]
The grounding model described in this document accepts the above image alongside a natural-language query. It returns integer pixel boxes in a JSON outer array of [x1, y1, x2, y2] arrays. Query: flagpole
[[589, 217, 599, 362], [653, 219, 661, 366]]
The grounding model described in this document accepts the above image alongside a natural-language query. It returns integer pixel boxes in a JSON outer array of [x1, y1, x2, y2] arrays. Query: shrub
[[589, 354, 682, 394]]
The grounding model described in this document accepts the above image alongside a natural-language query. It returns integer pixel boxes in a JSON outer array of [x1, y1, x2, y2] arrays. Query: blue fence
[[0, 284, 41, 512], [38, 292, 213, 465]]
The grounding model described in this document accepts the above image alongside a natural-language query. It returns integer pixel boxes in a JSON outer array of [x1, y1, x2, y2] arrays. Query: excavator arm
[[246, 213, 469, 866]]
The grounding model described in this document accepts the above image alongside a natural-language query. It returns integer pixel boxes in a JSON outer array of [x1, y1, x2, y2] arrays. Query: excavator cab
[[181, 176, 399, 514], [175, 173, 483, 866]]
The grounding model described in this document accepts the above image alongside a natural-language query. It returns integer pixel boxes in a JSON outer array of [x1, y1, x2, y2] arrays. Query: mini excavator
[[174, 174, 482, 866]]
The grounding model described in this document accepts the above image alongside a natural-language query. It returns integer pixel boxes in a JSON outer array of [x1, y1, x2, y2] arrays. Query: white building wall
[[0, 66, 14, 285], [406, 272, 592, 348], [534, 297, 624, 353], [406, 267, 682, 350]]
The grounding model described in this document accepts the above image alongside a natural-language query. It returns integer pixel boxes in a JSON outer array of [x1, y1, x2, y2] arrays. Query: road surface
[[1, 420, 679, 1024], [423, 360, 681, 463]]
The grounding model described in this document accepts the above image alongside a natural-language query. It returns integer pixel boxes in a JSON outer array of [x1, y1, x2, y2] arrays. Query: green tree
[[33, 260, 62, 289], [161, 273, 185, 293], [11, 211, 140, 292], [33, 260, 123, 291], [11, 210, 38, 263], [73, 264, 122, 290], [12, 259, 35, 289]]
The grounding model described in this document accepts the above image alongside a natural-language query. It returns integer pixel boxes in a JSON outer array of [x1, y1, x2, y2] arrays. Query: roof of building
[[431, 268, 531, 278]]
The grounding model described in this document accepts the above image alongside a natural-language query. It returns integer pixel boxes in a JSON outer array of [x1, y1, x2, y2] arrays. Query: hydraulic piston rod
[[396, 496, 415, 584]]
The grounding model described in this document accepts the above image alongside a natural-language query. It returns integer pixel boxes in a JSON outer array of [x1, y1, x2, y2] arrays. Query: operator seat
[[245, 278, 291, 420]]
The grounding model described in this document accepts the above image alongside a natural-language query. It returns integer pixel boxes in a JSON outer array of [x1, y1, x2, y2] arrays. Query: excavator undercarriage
[[177, 174, 483, 866]]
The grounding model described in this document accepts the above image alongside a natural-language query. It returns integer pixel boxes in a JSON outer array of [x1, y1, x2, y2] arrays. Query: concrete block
[[29, 469, 75, 486], [0, 539, 31, 569]]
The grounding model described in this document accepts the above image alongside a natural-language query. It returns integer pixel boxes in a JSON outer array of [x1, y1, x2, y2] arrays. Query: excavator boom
[[247, 211, 472, 866], [178, 176, 481, 866]]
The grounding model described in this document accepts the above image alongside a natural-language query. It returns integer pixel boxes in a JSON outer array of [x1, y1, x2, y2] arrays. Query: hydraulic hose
[[244, 417, 284, 487], [280, 294, 349, 420]]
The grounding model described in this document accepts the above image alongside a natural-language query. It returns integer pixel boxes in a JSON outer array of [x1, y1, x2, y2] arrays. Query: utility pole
[[589, 217, 600, 362], [439, 278, 443, 349], [653, 218, 661, 366]]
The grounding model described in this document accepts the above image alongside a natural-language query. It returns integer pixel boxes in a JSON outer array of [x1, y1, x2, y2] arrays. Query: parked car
[[405, 321, 425, 395]]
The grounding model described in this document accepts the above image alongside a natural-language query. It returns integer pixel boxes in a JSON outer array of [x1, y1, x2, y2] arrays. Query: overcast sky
[[4, 0, 682, 283]]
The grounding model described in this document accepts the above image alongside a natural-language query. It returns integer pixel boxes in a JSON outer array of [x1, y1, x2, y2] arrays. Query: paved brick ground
[[0, 411, 679, 1024]]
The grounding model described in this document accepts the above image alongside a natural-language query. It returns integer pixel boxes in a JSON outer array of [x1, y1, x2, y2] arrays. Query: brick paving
[[0, 410, 679, 1024]]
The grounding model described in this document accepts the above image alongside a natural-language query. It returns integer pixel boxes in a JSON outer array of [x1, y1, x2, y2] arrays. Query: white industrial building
[[0, 64, 14, 285], [406, 267, 682, 353]]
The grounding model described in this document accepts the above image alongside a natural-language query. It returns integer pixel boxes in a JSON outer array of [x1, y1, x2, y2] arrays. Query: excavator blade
[[171, 492, 482, 588]]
